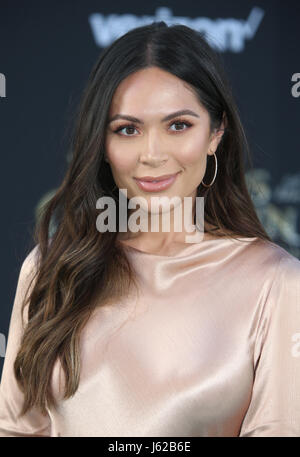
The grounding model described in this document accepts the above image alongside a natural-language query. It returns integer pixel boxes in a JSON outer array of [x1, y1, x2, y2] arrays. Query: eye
[[169, 120, 192, 132], [113, 124, 138, 136], [112, 118, 193, 136]]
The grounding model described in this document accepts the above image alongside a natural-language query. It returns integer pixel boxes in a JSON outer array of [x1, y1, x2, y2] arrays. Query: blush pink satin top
[[1, 236, 300, 437]]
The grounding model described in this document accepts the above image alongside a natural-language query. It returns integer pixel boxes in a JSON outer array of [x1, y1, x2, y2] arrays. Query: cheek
[[175, 139, 208, 166], [107, 146, 136, 174]]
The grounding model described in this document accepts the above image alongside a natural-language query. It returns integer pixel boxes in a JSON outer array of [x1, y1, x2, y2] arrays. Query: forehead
[[109, 67, 203, 115]]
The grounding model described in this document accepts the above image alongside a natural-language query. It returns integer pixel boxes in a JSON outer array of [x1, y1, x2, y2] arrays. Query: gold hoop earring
[[201, 151, 218, 188]]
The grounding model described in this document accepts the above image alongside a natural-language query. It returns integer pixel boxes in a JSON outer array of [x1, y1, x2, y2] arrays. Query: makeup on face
[[133, 172, 182, 192]]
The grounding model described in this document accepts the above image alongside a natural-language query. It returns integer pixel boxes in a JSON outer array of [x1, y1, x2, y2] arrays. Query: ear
[[208, 113, 227, 156]]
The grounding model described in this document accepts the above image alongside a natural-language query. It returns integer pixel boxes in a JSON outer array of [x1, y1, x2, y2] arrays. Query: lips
[[134, 172, 181, 192], [134, 173, 179, 182]]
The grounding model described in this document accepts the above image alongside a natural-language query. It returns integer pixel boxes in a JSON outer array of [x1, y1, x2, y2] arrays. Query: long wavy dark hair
[[14, 21, 272, 417]]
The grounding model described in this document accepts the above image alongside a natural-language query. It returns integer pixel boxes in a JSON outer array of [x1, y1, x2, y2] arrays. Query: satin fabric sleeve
[[239, 254, 300, 437], [0, 246, 52, 437]]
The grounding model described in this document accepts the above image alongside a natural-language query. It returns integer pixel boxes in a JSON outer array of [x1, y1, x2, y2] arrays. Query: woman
[[0, 22, 300, 437]]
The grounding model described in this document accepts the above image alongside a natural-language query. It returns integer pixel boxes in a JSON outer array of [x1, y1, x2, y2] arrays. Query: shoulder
[[244, 237, 300, 274], [269, 246, 300, 292], [19, 244, 41, 279], [250, 241, 300, 359], [254, 240, 300, 316], [228, 238, 300, 300]]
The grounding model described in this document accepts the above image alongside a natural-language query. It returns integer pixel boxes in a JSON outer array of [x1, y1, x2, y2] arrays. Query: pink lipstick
[[134, 172, 181, 192]]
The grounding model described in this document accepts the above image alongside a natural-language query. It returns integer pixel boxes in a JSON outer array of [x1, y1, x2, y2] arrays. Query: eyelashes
[[112, 119, 193, 136]]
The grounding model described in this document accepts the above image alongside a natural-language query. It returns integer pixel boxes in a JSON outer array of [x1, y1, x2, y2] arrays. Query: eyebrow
[[107, 109, 200, 124]]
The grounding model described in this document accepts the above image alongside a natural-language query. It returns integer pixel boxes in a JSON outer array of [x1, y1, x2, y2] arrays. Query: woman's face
[[105, 67, 224, 214]]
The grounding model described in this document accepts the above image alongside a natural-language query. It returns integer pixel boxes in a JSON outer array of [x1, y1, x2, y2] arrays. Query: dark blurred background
[[1, 0, 300, 374]]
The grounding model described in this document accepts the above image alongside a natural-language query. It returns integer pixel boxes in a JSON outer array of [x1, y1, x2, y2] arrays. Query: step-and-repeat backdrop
[[1, 0, 299, 373]]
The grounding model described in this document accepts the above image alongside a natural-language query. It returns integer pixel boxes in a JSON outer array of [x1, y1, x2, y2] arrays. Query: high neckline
[[117, 236, 258, 259]]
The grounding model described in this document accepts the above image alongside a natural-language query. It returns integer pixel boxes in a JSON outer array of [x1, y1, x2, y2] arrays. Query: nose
[[138, 131, 169, 166]]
